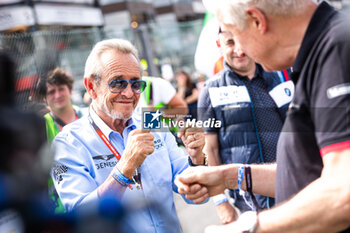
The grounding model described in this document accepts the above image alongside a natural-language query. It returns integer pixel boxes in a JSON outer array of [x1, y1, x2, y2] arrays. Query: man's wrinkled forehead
[[219, 25, 235, 40], [99, 51, 141, 80]]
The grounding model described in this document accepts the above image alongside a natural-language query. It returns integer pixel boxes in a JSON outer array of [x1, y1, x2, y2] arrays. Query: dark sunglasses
[[94, 75, 146, 94], [108, 79, 147, 94]]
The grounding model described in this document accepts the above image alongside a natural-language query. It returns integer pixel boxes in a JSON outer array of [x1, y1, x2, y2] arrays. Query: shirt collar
[[292, 2, 337, 83], [89, 106, 136, 138]]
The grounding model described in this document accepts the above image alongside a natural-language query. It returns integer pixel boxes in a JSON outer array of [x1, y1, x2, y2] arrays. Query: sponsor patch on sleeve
[[269, 81, 294, 108], [327, 83, 350, 99], [52, 163, 68, 184]]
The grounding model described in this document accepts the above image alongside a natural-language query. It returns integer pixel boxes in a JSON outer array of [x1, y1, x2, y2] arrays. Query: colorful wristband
[[237, 164, 245, 195], [245, 165, 260, 211], [212, 194, 228, 206], [112, 167, 134, 186], [214, 198, 228, 206]]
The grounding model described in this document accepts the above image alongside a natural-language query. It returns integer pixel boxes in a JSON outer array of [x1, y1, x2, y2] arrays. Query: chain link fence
[[0, 19, 203, 106]]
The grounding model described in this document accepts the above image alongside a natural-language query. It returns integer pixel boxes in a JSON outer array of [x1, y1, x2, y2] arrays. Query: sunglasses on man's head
[[94, 75, 147, 94]]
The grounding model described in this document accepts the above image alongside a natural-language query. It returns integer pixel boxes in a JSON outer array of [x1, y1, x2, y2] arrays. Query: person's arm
[[176, 76, 187, 100], [185, 88, 199, 105], [203, 149, 350, 233], [178, 126, 205, 165], [96, 173, 128, 197], [205, 133, 238, 224], [242, 164, 276, 198], [175, 163, 276, 203], [255, 149, 350, 233], [169, 126, 209, 204], [204, 133, 221, 166], [177, 87, 186, 100], [221, 163, 276, 198], [52, 129, 155, 211]]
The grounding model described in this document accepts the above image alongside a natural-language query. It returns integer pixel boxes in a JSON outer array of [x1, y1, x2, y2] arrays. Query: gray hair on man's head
[[84, 38, 142, 79], [216, 0, 313, 30]]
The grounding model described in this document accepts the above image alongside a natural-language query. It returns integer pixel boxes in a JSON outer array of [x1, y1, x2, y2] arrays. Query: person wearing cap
[[198, 24, 293, 224], [50, 38, 208, 233], [176, 0, 350, 232]]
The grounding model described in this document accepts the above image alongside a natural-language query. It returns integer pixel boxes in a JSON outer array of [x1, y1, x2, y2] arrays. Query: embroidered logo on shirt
[[269, 81, 294, 108], [327, 83, 350, 99], [284, 88, 292, 96], [154, 138, 164, 150], [92, 154, 114, 161], [93, 154, 117, 169], [53, 163, 68, 184]]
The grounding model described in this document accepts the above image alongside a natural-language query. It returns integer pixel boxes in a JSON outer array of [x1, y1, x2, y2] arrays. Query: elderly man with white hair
[[176, 0, 350, 232], [50, 38, 208, 233]]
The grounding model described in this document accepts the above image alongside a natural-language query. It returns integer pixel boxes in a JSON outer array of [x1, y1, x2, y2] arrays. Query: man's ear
[[245, 7, 267, 34], [84, 76, 97, 100]]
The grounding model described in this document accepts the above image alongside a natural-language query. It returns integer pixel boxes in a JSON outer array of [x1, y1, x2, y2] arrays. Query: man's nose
[[54, 90, 61, 98], [234, 40, 245, 57], [234, 45, 245, 57], [121, 82, 134, 98]]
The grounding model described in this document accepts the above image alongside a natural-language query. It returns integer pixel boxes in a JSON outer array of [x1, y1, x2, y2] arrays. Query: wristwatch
[[188, 152, 208, 166], [237, 211, 258, 233]]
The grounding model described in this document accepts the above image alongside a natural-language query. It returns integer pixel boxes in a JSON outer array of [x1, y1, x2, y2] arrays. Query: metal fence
[[0, 19, 203, 106]]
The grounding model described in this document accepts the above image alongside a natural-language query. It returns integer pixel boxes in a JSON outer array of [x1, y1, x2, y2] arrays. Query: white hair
[[217, 0, 314, 30], [84, 38, 142, 79]]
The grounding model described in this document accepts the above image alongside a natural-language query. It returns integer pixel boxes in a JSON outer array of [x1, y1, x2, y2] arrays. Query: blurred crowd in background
[[1, 0, 350, 233]]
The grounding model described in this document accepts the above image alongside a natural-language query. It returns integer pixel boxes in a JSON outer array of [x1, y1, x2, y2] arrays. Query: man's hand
[[216, 202, 239, 224], [175, 166, 228, 203], [117, 129, 154, 178], [178, 126, 205, 165]]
